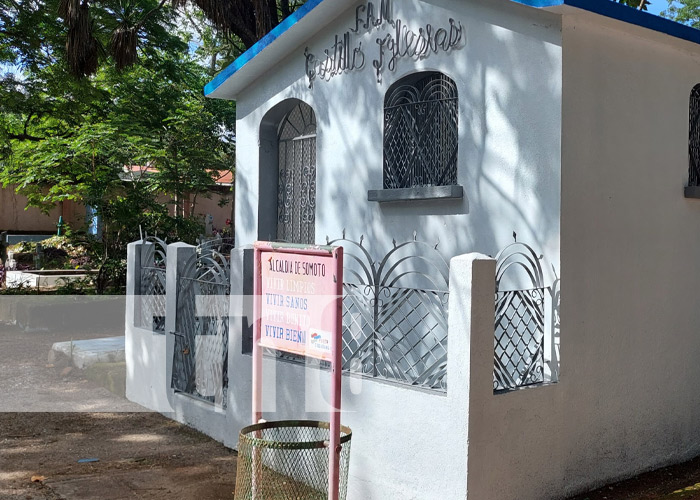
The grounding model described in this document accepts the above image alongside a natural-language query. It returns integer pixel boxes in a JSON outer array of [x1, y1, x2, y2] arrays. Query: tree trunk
[[253, 0, 279, 41]]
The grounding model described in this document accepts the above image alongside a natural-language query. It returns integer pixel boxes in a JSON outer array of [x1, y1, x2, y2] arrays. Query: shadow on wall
[[235, 0, 561, 276]]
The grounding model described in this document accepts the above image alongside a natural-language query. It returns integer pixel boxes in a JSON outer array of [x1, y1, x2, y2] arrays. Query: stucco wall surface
[[234, 0, 562, 272], [129, 5, 700, 500], [0, 187, 84, 233], [465, 12, 700, 500], [126, 244, 496, 500]]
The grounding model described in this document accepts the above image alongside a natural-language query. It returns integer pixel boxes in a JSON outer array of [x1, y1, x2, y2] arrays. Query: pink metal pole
[[328, 247, 343, 500], [253, 241, 344, 500], [252, 245, 263, 425]]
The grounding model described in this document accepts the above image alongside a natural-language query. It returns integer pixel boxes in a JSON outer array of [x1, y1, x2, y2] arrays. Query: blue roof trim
[[571, 0, 700, 44], [203, 0, 325, 96], [206, 0, 700, 97], [511, 0, 562, 7], [516, 0, 700, 45]]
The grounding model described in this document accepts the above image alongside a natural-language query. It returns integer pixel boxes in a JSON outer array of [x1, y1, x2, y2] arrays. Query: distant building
[[0, 166, 233, 236]]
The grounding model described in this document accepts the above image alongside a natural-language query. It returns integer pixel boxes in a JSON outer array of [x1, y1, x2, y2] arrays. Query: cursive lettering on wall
[[373, 18, 464, 82], [304, 0, 464, 88]]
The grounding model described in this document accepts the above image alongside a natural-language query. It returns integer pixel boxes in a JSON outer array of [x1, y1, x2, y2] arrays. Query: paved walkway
[[0, 324, 138, 412]]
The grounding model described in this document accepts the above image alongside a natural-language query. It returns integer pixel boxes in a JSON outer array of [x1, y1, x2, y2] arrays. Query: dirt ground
[[5, 320, 700, 500], [566, 458, 700, 500], [0, 413, 237, 500], [0, 320, 238, 500]]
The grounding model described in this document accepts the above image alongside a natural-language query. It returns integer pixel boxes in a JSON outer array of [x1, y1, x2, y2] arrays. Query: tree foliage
[[0, 0, 236, 291], [1, 0, 305, 78], [616, 0, 651, 10], [663, 0, 700, 28]]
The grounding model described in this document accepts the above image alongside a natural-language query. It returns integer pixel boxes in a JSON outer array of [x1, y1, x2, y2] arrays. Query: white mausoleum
[[126, 1, 700, 499]]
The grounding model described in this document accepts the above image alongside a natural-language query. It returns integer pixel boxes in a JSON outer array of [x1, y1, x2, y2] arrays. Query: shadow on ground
[[0, 412, 237, 500], [568, 456, 700, 500]]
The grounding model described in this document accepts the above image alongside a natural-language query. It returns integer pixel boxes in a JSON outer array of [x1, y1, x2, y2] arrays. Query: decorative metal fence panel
[[171, 238, 232, 405], [493, 241, 547, 392], [140, 237, 167, 333], [329, 233, 450, 392]]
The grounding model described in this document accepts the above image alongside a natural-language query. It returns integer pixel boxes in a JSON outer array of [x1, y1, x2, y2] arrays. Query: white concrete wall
[[234, 0, 562, 271], [463, 11, 700, 500], [126, 241, 232, 444], [222, 251, 494, 500], [126, 242, 495, 499]]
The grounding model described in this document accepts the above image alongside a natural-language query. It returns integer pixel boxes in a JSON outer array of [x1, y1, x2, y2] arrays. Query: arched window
[[689, 84, 700, 189], [383, 72, 458, 190]]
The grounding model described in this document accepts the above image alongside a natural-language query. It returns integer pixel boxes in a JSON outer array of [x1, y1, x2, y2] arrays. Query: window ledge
[[368, 185, 463, 202], [685, 186, 700, 198]]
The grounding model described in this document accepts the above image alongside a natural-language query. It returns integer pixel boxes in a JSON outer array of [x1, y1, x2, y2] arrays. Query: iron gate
[[171, 239, 232, 405]]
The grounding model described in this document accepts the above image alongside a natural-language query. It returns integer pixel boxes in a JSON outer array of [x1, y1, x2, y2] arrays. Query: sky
[[648, 1, 674, 16]]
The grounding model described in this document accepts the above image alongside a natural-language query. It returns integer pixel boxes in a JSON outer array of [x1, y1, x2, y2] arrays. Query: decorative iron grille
[[278, 102, 316, 244], [171, 238, 232, 406], [261, 234, 449, 391], [383, 72, 458, 189], [140, 237, 167, 332], [493, 241, 546, 392], [550, 274, 560, 380], [330, 233, 450, 391], [690, 85, 700, 187]]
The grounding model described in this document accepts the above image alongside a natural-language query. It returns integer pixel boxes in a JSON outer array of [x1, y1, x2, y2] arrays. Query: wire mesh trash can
[[234, 420, 352, 500]]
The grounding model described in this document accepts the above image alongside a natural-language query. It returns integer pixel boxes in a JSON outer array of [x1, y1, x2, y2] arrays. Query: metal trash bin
[[234, 420, 352, 500]]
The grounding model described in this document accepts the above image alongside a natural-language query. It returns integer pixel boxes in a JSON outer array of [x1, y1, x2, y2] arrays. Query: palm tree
[[60, 0, 304, 78]]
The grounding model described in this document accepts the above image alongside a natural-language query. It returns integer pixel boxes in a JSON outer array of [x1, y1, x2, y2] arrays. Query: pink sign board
[[259, 251, 338, 360]]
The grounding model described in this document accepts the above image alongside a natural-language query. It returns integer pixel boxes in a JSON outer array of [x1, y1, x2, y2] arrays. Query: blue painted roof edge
[[515, 0, 700, 45], [206, 0, 700, 97], [511, 0, 563, 7], [203, 0, 325, 96]]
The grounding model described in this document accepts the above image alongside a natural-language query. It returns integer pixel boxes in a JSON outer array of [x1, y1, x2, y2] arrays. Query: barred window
[[689, 84, 700, 188], [383, 72, 458, 189]]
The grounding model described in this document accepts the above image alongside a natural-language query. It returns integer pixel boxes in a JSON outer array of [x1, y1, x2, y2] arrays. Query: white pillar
[[447, 253, 496, 500]]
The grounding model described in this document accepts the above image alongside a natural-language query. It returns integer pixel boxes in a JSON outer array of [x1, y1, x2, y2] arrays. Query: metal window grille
[[383, 72, 458, 189], [689, 84, 700, 186], [277, 102, 317, 244]]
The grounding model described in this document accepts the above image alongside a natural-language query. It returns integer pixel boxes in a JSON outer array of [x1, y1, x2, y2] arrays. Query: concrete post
[[447, 253, 496, 500], [226, 246, 254, 447], [126, 240, 174, 412]]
